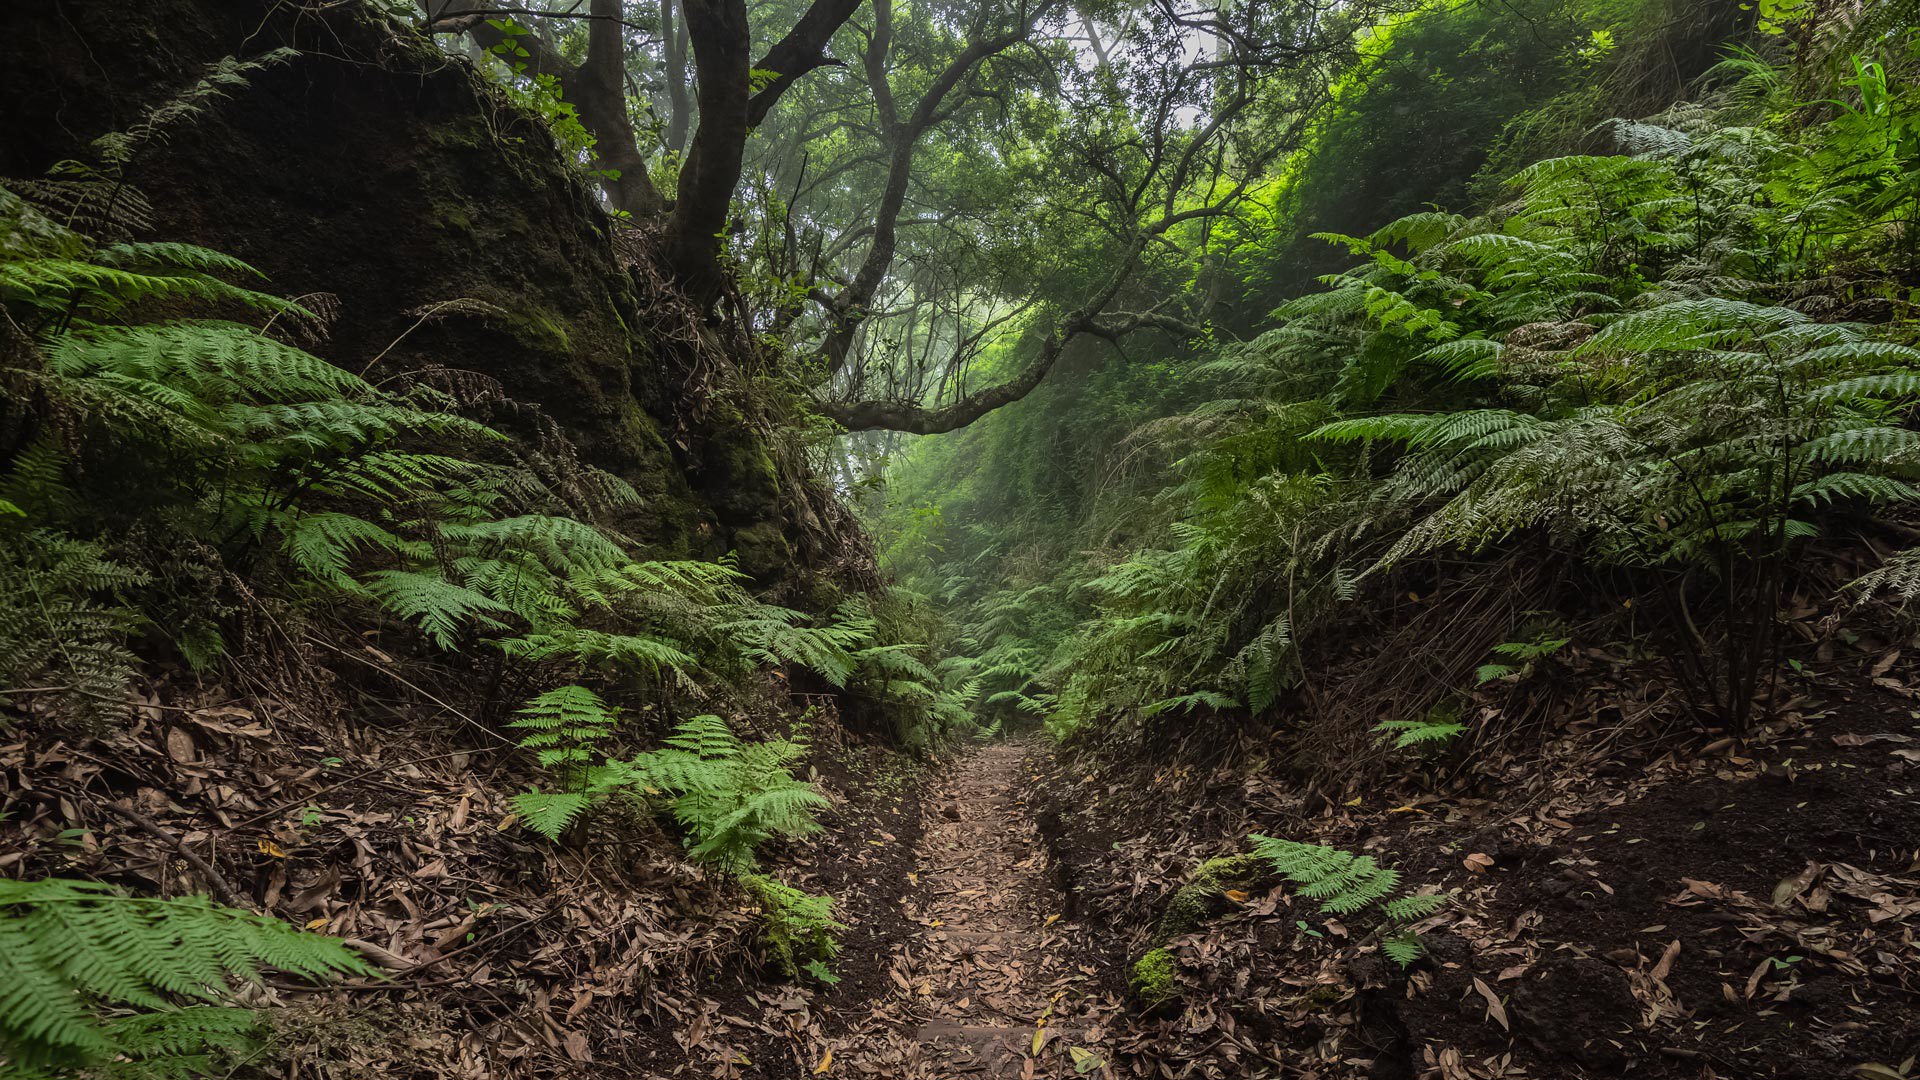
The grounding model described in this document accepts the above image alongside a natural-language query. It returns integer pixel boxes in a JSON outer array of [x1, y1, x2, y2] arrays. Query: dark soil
[[1029, 674, 1920, 1079], [0, 678, 933, 1080]]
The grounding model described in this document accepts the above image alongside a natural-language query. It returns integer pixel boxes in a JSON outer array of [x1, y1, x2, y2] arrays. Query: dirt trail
[[827, 740, 1108, 1078]]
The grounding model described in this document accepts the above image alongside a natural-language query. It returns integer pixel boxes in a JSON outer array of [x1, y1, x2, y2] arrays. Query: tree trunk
[[666, 0, 752, 305], [564, 0, 665, 215], [745, 0, 867, 128], [422, 0, 663, 215], [661, 0, 692, 153]]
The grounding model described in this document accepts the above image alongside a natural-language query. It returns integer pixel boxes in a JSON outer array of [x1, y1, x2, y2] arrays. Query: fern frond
[[362, 570, 510, 647], [0, 879, 370, 1072], [509, 790, 594, 840]]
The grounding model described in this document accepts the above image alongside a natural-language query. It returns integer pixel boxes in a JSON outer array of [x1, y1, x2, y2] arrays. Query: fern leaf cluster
[[0, 879, 370, 1075], [1372, 714, 1468, 749], [739, 873, 844, 980], [1249, 836, 1446, 965], [631, 715, 830, 873], [0, 527, 146, 725], [499, 689, 842, 976], [3, 172, 882, 707]]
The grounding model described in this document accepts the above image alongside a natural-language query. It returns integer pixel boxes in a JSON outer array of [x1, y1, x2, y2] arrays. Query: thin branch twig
[[97, 799, 251, 909]]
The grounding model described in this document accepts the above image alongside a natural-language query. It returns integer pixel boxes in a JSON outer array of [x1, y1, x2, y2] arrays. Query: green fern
[[362, 570, 511, 648], [508, 789, 596, 842], [629, 716, 829, 873], [738, 873, 844, 980], [0, 878, 370, 1074], [1380, 930, 1427, 966], [1250, 836, 1404, 915], [0, 527, 146, 726], [91, 50, 299, 169], [1372, 715, 1468, 749], [506, 686, 626, 840], [5, 177, 765, 707], [508, 685, 619, 769], [720, 599, 876, 686], [1249, 836, 1446, 966]]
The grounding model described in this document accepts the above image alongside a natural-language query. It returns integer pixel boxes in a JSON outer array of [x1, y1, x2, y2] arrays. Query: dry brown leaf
[[1650, 939, 1682, 982], [165, 727, 196, 764], [1773, 861, 1823, 910], [1743, 958, 1771, 1001], [1834, 732, 1913, 746], [1470, 977, 1509, 1030]]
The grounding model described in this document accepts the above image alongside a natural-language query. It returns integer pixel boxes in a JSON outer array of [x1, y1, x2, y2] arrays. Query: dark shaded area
[[1, 0, 797, 566]]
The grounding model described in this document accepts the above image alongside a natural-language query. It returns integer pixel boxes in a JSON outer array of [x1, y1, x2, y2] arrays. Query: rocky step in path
[[827, 740, 1110, 1078]]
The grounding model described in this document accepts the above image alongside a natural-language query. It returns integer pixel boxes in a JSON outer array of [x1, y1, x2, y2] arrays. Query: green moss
[[434, 201, 475, 234], [1130, 947, 1178, 1006], [424, 112, 490, 153], [730, 521, 792, 582], [498, 302, 571, 355], [1304, 983, 1345, 1007], [1154, 853, 1267, 942]]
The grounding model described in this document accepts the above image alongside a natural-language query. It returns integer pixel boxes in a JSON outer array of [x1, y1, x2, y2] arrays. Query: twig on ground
[[98, 799, 251, 908]]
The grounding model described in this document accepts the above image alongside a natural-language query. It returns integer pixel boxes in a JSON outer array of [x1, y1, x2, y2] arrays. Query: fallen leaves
[[1470, 976, 1510, 1030], [1649, 938, 1681, 982], [1832, 731, 1913, 746]]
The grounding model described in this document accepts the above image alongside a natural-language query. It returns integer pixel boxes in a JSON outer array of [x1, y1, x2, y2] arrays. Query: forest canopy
[[420, 0, 1430, 432]]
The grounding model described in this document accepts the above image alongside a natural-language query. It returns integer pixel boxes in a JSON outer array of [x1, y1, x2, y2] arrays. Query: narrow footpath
[[827, 740, 1111, 1077]]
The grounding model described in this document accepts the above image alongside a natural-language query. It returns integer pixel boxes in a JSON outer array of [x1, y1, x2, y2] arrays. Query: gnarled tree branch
[[423, 0, 664, 215]]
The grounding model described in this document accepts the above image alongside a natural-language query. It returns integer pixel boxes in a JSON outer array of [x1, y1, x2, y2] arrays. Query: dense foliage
[[874, 8, 1920, 748]]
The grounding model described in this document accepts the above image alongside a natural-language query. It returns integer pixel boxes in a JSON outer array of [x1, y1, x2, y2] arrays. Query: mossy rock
[[729, 521, 793, 583], [494, 300, 572, 355], [1302, 982, 1345, 1009], [1153, 853, 1269, 943], [1130, 947, 1179, 1007]]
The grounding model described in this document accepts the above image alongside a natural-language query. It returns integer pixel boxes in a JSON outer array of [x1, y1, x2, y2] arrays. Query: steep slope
[[1, 0, 800, 575]]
